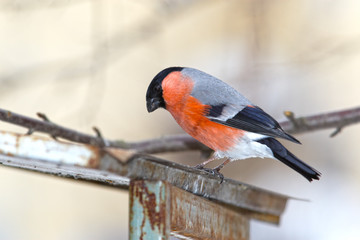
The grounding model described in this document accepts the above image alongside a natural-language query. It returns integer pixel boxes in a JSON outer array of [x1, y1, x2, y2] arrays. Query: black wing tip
[[283, 132, 301, 144], [305, 171, 321, 182], [223, 105, 303, 144]]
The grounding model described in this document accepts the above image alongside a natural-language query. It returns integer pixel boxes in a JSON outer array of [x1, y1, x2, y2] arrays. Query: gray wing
[[182, 68, 300, 143], [182, 67, 251, 112]]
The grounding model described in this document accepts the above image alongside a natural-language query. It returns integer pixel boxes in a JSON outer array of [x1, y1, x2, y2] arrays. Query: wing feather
[[208, 105, 300, 144]]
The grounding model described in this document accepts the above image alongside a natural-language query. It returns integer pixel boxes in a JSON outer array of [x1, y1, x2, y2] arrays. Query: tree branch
[[0, 109, 109, 147], [128, 134, 210, 154], [0, 106, 359, 155], [281, 106, 360, 136]]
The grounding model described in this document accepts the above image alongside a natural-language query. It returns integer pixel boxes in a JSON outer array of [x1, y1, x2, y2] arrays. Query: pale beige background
[[0, 1, 359, 239]]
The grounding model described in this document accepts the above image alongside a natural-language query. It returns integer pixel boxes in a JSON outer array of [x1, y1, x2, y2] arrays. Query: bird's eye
[[154, 84, 161, 92]]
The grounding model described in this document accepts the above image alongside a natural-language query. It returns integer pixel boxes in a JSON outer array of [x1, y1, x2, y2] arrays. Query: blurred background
[[0, 0, 359, 239]]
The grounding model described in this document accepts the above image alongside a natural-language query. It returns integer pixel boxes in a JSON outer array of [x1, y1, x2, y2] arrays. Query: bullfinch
[[146, 67, 321, 182]]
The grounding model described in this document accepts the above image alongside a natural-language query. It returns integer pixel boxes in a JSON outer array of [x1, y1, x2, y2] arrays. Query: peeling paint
[[0, 131, 100, 167], [129, 180, 170, 240]]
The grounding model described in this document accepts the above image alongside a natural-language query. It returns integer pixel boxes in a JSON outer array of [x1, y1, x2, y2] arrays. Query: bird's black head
[[146, 67, 183, 112]]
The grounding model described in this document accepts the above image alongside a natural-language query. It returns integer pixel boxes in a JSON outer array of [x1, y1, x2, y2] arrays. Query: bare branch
[[127, 134, 210, 154], [280, 106, 360, 135], [0, 106, 360, 155], [0, 108, 109, 147]]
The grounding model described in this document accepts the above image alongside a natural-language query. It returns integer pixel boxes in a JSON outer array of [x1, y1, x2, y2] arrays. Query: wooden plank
[[129, 180, 249, 240], [170, 182, 249, 240]]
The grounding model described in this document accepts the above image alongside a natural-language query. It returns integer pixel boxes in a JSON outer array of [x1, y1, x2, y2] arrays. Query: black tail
[[257, 138, 321, 182]]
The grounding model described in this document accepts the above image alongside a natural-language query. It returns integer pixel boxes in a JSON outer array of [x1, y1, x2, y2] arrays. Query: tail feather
[[257, 138, 321, 182]]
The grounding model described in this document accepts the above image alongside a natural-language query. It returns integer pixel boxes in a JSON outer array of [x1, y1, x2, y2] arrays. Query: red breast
[[161, 71, 244, 152]]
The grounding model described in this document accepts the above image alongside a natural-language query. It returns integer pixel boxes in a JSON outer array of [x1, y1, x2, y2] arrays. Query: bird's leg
[[194, 157, 217, 169], [212, 158, 231, 172]]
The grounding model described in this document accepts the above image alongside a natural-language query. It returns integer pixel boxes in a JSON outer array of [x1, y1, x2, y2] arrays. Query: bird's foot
[[194, 164, 205, 169], [194, 165, 224, 184]]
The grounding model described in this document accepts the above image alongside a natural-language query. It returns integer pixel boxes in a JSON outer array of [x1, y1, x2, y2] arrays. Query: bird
[[146, 67, 321, 182]]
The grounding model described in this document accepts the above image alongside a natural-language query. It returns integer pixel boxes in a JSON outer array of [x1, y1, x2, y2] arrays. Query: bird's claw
[[194, 164, 205, 170], [194, 166, 224, 184]]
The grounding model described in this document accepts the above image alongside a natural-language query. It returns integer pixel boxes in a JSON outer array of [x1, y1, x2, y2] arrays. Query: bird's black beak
[[147, 98, 161, 112]]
